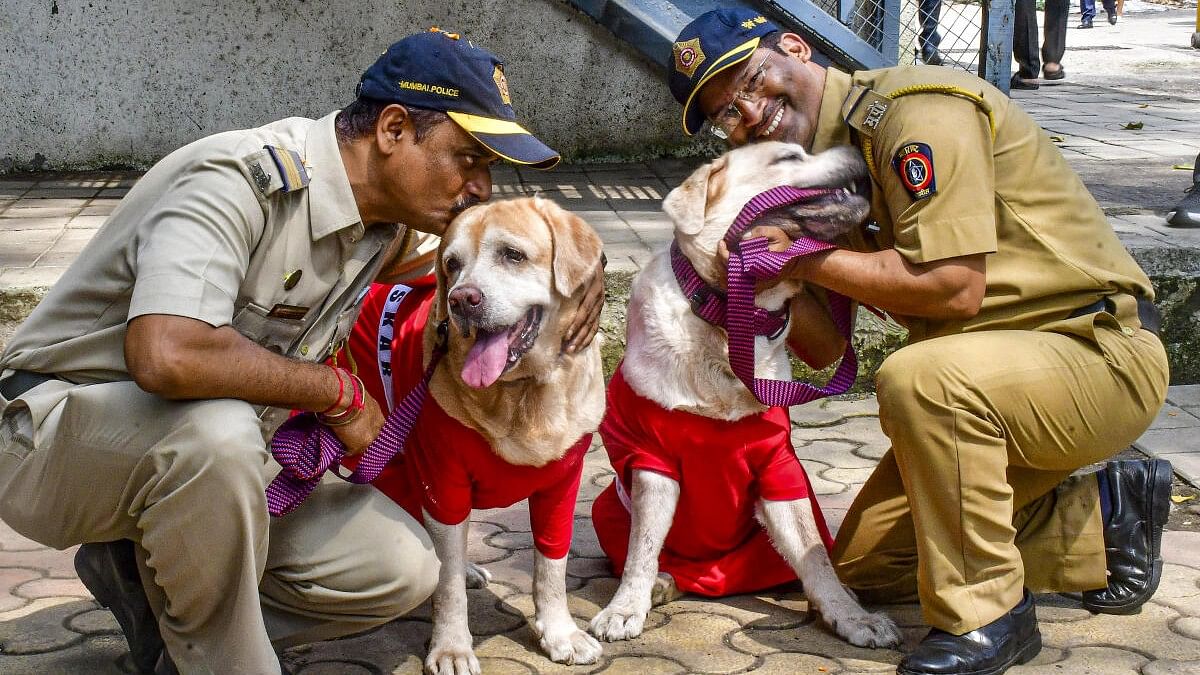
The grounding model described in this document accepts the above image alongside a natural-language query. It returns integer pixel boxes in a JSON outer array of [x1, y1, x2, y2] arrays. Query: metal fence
[[563, 0, 1015, 92], [760, 0, 1013, 91]]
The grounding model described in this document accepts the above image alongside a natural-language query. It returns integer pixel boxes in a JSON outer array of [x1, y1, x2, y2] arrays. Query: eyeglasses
[[708, 55, 770, 140]]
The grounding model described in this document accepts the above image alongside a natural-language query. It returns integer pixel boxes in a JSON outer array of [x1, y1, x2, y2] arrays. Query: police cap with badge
[[668, 7, 780, 136], [358, 28, 560, 169]]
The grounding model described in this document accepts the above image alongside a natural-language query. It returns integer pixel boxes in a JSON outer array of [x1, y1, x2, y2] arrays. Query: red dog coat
[[344, 281, 588, 559], [593, 365, 833, 596]]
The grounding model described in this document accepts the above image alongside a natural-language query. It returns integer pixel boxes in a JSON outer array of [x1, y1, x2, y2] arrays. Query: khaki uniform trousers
[[831, 323, 1168, 635], [0, 379, 440, 674]]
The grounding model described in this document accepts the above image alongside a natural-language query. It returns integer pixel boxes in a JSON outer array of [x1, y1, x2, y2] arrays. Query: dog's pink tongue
[[462, 330, 509, 389]]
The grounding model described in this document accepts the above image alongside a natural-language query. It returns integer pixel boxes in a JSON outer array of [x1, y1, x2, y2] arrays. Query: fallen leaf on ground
[[1050, 135, 1065, 142], [1172, 494, 1197, 504], [1174, 164, 1196, 171], [1138, 103, 1149, 108], [1122, 122, 1144, 130]]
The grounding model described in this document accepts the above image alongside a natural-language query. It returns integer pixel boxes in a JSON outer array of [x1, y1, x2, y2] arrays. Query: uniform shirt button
[[1122, 326, 1136, 336], [300, 344, 310, 356]]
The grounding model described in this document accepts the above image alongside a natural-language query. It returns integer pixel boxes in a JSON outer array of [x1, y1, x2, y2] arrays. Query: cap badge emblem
[[493, 65, 511, 105], [673, 37, 706, 78]]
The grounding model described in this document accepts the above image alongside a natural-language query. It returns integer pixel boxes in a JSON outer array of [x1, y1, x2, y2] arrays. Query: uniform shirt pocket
[[232, 302, 307, 354]]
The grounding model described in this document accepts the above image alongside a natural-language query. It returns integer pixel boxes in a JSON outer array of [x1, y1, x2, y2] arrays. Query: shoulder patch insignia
[[243, 149, 284, 197], [265, 145, 311, 193], [892, 142, 936, 200], [841, 85, 893, 139]]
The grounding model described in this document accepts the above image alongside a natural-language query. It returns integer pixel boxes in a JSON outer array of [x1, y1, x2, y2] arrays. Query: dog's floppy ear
[[432, 229, 452, 323], [536, 197, 604, 298], [662, 155, 728, 235]]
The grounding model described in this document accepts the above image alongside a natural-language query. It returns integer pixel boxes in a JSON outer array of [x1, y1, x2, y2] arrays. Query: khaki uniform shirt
[[811, 66, 1153, 343], [1, 112, 400, 429]]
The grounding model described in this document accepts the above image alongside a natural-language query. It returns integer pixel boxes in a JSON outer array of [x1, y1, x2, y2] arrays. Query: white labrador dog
[[590, 142, 902, 649], [418, 197, 606, 674]]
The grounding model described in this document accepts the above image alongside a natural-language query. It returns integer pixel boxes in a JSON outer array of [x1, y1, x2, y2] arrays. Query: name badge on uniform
[[267, 304, 310, 320], [892, 142, 937, 201]]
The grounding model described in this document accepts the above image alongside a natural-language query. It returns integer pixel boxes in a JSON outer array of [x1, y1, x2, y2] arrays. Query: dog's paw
[[424, 641, 481, 675], [829, 610, 903, 649], [464, 562, 492, 590], [535, 619, 603, 665], [589, 602, 650, 642]]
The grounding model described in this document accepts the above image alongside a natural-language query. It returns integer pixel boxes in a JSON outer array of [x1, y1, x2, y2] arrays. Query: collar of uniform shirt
[[307, 111, 366, 242], [810, 68, 854, 155]]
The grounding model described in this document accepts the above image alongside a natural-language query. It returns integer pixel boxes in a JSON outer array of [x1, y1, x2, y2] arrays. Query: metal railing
[[564, 0, 1015, 91]]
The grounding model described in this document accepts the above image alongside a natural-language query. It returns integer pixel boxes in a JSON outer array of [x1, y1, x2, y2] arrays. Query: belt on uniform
[[0, 370, 58, 400], [1067, 295, 1161, 336]]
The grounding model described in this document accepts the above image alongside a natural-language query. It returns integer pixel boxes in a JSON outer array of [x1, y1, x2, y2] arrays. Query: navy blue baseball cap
[[358, 29, 560, 169], [669, 8, 780, 136]]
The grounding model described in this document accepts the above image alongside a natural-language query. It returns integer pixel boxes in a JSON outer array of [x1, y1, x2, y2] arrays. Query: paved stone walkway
[[0, 392, 1198, 673]]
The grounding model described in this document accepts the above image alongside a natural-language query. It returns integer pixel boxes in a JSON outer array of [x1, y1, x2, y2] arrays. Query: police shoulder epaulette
[[841, 84, 893, 139], [242, 145, 311, 197]]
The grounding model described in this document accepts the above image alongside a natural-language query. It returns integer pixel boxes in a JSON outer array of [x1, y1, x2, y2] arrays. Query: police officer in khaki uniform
[[0, 30, 602, 674], [669, 9, 1171, 675]]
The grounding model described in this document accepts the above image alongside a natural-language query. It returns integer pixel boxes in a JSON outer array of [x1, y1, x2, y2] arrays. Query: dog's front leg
[[758, 499, 902, 648], [423, 514, 480, 675], [590, 469, 680, 642], [532, 552, 602, 664]]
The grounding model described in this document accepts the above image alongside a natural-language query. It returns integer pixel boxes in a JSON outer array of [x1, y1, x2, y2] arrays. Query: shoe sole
[[896, 630, 1042, 675], [1085, 459, 1172, 615]]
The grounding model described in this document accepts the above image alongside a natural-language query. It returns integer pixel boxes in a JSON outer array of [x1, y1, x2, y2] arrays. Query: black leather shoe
[[898, 591, 1041, 675], [75, 540, 170, 674], [1168, 184, 1200, 228], [1108, 12, 1118, 24], [1077, 19, 1094, 28], [1081, 458, 1173, 614], [923, 48, 944, 66]]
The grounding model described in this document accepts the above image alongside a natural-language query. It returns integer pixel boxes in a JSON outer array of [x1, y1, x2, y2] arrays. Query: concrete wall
[[0, 0, 693, 171]]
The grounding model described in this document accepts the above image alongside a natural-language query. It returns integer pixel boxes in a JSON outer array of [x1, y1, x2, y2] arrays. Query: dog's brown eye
[[445, 256, 462, 275], [502, 247, 526, 264]]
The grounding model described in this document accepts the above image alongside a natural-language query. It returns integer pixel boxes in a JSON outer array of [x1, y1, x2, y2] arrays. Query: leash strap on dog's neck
[[670, 242, 790, 338], [715, 185, 860, 407], [265, 319, 450, 517]]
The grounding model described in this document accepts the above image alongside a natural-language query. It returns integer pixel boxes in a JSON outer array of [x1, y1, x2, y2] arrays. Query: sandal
[[1043, 63, 1066, 80]]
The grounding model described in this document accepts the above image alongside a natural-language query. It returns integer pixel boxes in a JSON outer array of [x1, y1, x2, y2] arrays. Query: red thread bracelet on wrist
[[318, 365, 348, 415], [319, 374, 364, 424]]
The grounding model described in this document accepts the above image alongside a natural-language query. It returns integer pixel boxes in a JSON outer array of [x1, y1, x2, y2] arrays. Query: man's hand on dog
[[331, 395, 387, 457], [717, 225, 823, 290], [562, 260, 606, 354]]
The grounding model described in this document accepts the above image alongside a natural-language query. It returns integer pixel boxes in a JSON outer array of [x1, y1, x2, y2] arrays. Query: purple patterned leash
[[675, 185, 859, 407], [265, 321, 448, 517], [670, 241, 789, 338]]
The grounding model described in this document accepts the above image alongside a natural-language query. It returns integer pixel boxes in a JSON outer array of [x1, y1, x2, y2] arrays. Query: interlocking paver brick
[[66, 607, 120, 636], [1041, 603, 1200, 660], [0, 598, 93, 653], [16, 577, 92, 600], [601, 655, 688, 673], [797, 458, 848, 495], [0, 568, 41, 613], [1043, 646, 1150, 672], [1144, 660, 1200, 675], [795, 439, 879, 469]]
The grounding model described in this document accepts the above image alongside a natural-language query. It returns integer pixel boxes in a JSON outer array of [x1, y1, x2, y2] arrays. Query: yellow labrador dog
[[412, 197, 606, 674], [590, 142, 902, 649]]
